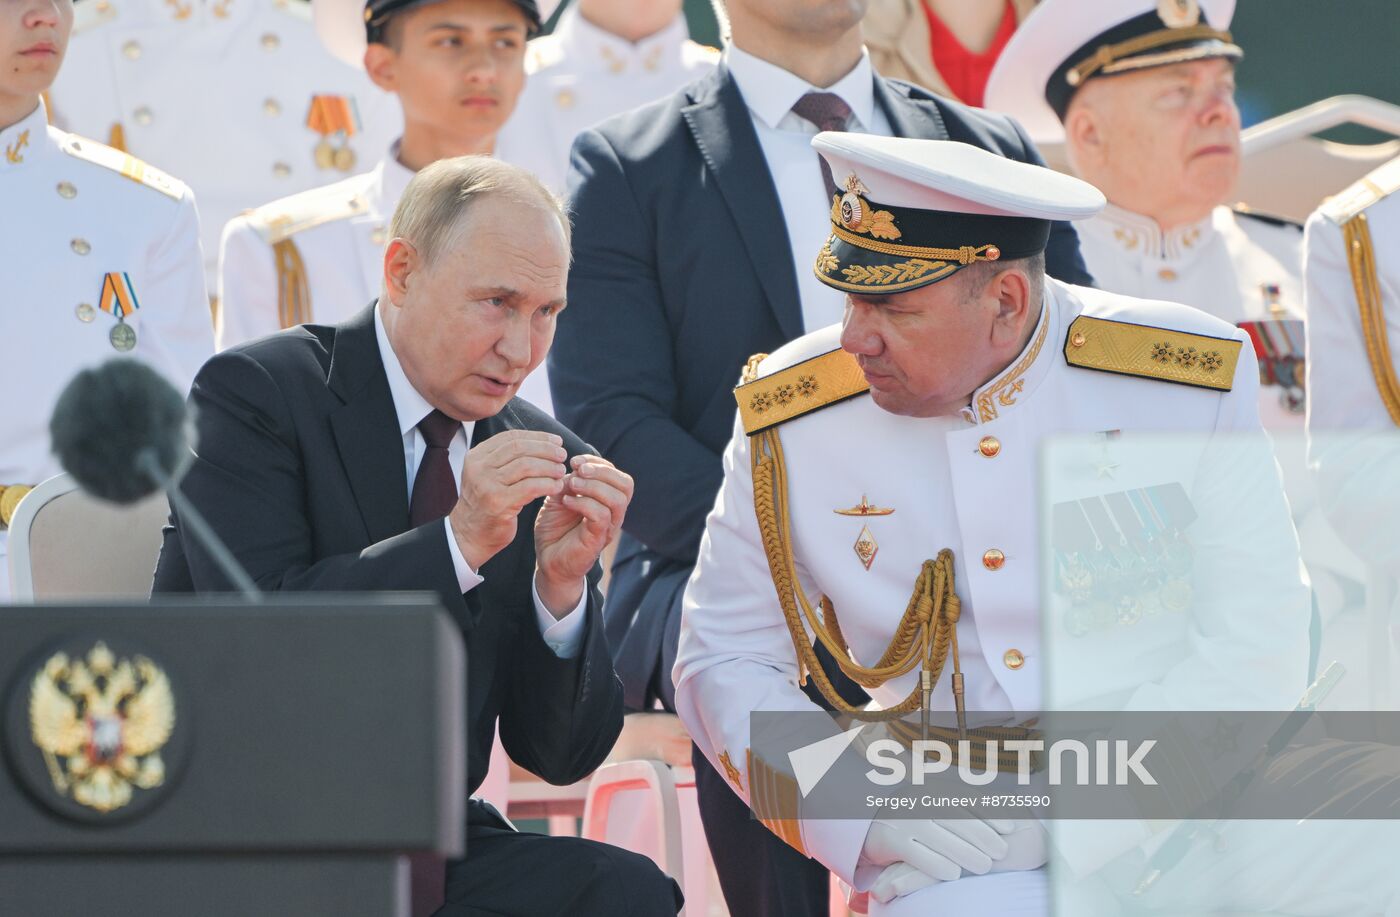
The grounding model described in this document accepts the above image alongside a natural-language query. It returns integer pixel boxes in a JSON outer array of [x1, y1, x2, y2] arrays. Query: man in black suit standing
[[549, 1, 1093, 913], [153, 157, 681, 917]]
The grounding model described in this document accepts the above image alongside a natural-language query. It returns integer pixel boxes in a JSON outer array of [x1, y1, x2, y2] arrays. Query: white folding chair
[[1238, 95, 1400, 223], [7, 472, 169, 601]]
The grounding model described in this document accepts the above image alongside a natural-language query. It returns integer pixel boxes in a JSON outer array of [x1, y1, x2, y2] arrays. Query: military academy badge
[[835, 495, 895, 570], [6, 640, 186, 821]]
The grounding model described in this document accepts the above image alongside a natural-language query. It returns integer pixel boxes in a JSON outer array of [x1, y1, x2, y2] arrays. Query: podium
[[0, 594, 465, 917]]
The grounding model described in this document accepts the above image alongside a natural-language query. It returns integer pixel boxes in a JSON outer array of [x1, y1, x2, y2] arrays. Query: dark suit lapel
[[874, 76, 950, 141], [682, 67, 805, 342], [327, 303, 411, 545]]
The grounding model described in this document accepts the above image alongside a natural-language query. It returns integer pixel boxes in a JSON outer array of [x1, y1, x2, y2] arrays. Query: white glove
[[868, 820, 1049, 904], [862, 816, 1013, 882]]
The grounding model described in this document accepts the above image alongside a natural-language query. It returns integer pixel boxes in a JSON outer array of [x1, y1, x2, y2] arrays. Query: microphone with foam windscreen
[[50, 359, 260, 600]]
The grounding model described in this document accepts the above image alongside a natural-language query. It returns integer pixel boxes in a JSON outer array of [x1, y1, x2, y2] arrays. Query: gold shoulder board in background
[[1329, 157, 1400, 426], [1064, 315, 1240, 392], [62, 137, 183, 200], [735, 348, 870, 435]]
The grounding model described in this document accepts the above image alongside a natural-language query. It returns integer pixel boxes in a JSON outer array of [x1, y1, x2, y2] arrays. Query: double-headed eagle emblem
[[28, 642, 175, 813]]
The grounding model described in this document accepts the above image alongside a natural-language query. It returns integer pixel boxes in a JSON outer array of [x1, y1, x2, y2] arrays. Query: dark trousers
[[434, 804, 683, 917], [690, 642, 869, 917]]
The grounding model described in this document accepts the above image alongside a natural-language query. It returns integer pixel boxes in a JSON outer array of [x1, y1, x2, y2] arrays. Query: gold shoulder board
[[246, 185, 368, 246], [62, 136, 182, 200], [735, 348, 869, 435], [1064, 315, 1240, 392], [1322, 156, 1400, 224]]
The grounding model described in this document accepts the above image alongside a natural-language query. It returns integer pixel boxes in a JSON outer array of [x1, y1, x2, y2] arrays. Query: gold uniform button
[[260, 32, 280, 51], [982, 548, 1005, 571], [56, 181, 76, 199], [1070, 331, 1086, 348], [71, 238, 91, 255], [272, 161, 291, 178], [133, 106, 153, 126], [1158, 267, 1178, 282], [122, 40, 141, 60], [978, 436, 1001, 458], [263, 98, 281, 117], [1003, 648, 1025, 670], [555, 89, 576, 110]]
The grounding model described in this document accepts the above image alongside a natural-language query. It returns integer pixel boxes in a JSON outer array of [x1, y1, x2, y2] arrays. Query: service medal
[[110, 322, 136, 352]]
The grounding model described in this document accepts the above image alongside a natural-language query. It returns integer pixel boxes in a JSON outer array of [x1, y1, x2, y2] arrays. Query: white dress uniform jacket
[[1306, 158, 1400, 579], [216, 146, 555, 413], [1079, 201, 1361, 614], [493, 6, 717, 193], [47, 0, 401, 286], [674, 277, 1308, 890], [0, 102, 214, 597]]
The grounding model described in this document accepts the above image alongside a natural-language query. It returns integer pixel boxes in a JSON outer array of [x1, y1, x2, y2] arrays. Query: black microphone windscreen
[[49, 359, 190, 504]]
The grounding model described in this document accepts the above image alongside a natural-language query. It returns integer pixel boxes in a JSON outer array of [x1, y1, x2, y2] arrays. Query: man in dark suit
[[548, 0, 1093, 912], [153, 157, 682, 916]]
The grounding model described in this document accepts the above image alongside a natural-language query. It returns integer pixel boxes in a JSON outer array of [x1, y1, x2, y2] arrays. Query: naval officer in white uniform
[[983, 0, 1361, 622], [493, 0, 717, 193], [1, 0, 213, 598], [216, 0, 556, 412], [47, 0, 401, 288], [671, 132, 1398, 915]]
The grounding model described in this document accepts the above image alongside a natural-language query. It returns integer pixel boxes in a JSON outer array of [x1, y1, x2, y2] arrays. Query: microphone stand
[[137, 451, 260, 602]]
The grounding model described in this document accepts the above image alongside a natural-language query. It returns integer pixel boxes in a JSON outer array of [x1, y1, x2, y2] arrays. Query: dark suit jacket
[[549, 66, 1093, 710], [153, 304, 624, 806]]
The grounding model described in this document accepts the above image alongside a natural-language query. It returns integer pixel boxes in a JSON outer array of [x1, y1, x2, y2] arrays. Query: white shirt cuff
[[532, 576, 588, 659], [443, 517, 485, 593]]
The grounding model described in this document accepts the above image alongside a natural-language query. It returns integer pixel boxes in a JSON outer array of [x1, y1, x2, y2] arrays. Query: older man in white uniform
[[674, 133, 1400, 915], [984, 0, 1360, 622]]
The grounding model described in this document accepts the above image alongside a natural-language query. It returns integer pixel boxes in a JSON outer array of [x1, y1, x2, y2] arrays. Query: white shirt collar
[[374, 302, 474, 442], [370, 140, 418, 214], [724, 44, 877, 132], [1090, 202, 1218, 261], [554, 5, 690, 74]]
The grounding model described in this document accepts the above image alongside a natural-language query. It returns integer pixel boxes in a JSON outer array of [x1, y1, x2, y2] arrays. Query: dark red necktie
[[790, 91, 855, 197], [409, 408, 460, 527]]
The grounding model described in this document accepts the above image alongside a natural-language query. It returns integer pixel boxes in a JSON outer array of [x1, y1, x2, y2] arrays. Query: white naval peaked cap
[[810, 133, 1104, 294], [984, 0, 1239, 143], [811, 133, 1105, 221]]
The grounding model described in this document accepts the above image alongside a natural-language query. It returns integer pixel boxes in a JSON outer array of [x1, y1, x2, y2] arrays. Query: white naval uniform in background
[[0, 102, 214, 599], [1079, 201, 1362, 618], [48, 0, 401, 286], [495, 6, 717, 193], [1306, 157, 1400, 671], [674, 278, 1310, 909], [217, 145, 556, 414]]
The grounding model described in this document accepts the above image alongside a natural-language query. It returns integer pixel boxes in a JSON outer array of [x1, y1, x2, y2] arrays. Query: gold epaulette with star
[[735, 348, 870, 435], [61, 135, 183, 200], [1321, 156, 1400, 224], [1064, 315, 1241, 392], [244, 182, 368, 246]]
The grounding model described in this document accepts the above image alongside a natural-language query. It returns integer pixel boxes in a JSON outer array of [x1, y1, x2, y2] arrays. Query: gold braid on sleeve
[[1343, 212, 1400, 425]]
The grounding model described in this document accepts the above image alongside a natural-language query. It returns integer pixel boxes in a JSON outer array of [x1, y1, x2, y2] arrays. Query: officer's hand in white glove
[[867, 819, 1047, 904], [862, 816, 1012, 882]]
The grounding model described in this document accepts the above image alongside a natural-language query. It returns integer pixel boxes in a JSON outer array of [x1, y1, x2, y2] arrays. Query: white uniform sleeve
[[216, 213, 284, 351], [135, 188, 214, 394], [673, 412, 872, 886], [1304, 208, 1400, 573]]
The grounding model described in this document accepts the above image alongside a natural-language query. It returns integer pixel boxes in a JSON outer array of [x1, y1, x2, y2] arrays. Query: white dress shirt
[[373, 305, 586, 657], [724, 45, 894, 335]]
